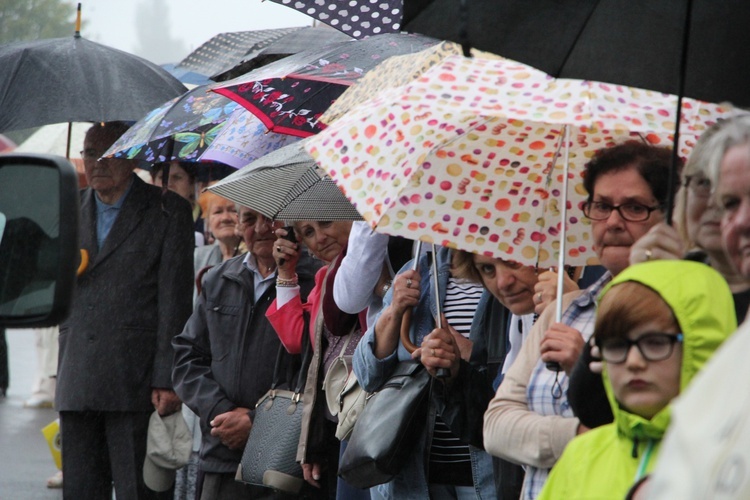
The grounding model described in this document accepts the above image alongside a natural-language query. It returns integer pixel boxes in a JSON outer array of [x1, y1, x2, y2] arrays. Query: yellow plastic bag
[[42, 419, 62, 470]]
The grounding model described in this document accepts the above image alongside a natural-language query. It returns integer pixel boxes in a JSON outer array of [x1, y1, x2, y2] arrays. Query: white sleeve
[[333, 221, 390, 314]]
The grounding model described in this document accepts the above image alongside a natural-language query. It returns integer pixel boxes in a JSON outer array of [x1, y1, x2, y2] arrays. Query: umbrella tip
[[74, 3, 82, 38]]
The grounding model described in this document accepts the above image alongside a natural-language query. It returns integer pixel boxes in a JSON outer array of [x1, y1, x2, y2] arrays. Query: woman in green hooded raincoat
[[538, 260, 736, 499]]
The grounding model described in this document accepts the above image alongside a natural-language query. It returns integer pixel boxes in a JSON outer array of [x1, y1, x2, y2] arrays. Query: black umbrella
[[209, 26, 353, 82], [174, 27, 304, 80], [403, 0, 749, 108], [404, 0, 750, 223], [0, 34, 186, 133]]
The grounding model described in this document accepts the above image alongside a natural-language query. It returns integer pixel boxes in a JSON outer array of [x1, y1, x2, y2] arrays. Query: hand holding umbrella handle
[[399, 309, 450, 379]]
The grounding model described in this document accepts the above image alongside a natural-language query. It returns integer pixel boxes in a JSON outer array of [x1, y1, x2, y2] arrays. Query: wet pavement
[[0, 328, 62, 499]]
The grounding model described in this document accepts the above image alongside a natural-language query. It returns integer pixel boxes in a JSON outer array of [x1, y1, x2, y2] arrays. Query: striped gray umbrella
[[206, 141, 362, 221]]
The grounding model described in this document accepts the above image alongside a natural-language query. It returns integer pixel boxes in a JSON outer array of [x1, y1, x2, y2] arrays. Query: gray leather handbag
[[237, 316, 312, 495]]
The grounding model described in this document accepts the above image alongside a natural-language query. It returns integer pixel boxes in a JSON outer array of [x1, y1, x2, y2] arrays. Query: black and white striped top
[[429, 277, 484, 486]]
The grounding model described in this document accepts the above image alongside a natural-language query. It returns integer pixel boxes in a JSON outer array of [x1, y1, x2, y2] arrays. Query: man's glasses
[[583, 201, 663, 222], [80, 149, 107, 160], [684, 175, 712, 198], [596, 333, 683, 364]]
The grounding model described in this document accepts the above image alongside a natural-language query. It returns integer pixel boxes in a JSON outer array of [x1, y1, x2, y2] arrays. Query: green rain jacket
[[538, 261, 736, 500]]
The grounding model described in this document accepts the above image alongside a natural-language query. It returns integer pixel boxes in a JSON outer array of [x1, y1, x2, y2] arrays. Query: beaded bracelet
[[276, 274, 299, 287]]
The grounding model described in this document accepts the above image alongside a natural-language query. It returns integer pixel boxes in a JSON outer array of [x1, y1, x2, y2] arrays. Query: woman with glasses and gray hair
[[630, 118, 750, 322], [537, 260, 735, 500]]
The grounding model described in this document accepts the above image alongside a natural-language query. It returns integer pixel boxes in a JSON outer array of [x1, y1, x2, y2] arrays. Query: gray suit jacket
[[57, 176, 194, 412]]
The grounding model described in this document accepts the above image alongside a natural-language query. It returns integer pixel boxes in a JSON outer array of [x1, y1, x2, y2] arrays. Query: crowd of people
[[35, 107, 750, 500]]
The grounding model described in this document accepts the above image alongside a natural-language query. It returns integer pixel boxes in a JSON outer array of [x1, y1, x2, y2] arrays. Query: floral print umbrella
[[200, 107, 300, 168], [104, 85, 299, 169], [104, 86, 237, 163], [212, 33, 440, 138], [306, 55, 742, 268]]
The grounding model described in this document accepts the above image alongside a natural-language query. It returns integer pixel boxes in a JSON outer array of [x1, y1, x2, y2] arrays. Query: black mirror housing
[[0, 153, 79, 327]]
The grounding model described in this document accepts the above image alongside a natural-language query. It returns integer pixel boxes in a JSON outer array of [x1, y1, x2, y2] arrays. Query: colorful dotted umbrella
[[307, 55, 742, 268]]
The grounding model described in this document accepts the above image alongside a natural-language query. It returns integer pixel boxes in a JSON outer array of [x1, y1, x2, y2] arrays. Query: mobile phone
[[281, 226, 297, 244], [279, 226, 297, 266]]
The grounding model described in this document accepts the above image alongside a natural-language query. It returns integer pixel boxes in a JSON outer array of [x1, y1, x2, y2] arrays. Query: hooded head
[[594, 260, 736, 439]]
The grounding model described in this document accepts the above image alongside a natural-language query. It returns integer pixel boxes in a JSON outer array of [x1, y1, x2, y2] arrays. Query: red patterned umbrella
[[212, 33, 439, 138]]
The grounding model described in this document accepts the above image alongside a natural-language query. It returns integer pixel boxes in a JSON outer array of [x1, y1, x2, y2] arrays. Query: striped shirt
[[429, 278, 484, 485]]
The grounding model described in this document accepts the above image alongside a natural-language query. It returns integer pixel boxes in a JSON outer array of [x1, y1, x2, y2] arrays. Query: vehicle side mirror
[[0, 154, 79, 327]]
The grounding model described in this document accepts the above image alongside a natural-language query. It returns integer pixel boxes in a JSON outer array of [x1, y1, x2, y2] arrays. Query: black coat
[[57, 176, 194, 412]]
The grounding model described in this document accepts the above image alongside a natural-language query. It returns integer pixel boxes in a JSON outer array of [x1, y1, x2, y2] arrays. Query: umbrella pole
[[666, 0, 694, 225], [555, 125, 570, 324], [66, 121, 72, 159], [431, 243, 450, 379], [545, 126, 570, 373]]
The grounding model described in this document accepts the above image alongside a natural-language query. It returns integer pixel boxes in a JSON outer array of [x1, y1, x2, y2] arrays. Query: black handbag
[[237, 320, 313, 495], [337, 361, 432, 489]]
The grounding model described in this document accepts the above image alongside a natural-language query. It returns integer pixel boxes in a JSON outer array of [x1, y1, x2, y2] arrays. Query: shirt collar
[[94, 175, 134, 210], [572, 271, 613, 308]]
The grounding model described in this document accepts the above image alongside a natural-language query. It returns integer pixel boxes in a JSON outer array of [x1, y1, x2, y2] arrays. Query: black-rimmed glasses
[[583, 201, 663, 222], [597, 333, 683, 364]]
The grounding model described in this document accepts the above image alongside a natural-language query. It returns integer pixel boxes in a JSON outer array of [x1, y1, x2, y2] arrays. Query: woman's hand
[[273, 227, 300, 279], [373, 269, 422, 359], [390, 270, 421, 316], [533, 268, 578, 315], [413, 319, 472, 380], [629, 222, 685, 265], [539, 322, 585, 375]]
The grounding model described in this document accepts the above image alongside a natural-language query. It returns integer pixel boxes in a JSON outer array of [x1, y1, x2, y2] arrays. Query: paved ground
[[0, 328, 62, 499]]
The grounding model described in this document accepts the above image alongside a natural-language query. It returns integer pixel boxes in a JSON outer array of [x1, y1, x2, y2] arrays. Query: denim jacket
[[353, 247, 496, 499]]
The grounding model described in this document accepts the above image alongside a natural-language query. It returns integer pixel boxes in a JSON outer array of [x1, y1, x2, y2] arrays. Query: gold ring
[[537, 292, 543, 303], [645, 249, 652, 261], [431, 348, 436, 357], [406, 278, 412, 288]]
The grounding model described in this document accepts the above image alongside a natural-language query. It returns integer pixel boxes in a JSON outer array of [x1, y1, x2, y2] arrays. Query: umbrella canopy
[[267, 0, 403, 39], [210, 26, 353, 81], [174, 27, 303, 79], [212, 33, 441, 137], [306, 55, 741, 268], [199, 107, 301, 168], [103, 85, 300, 169], [0, 35, 187, 132], [103, 85, 237, 163], [402, 0, 750, 108], [319, 40, 464, 125], [207, 141, 362, 221], [269, 0, 750, 107]]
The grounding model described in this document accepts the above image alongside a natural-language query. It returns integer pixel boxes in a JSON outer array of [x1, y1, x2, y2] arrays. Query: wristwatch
[[381, 279, 393, 297]]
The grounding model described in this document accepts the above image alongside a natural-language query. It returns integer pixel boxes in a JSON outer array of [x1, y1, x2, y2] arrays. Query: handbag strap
[[294, 312, 313, 395], [270, 311, 312, 393], [269, 342, 287, 391]]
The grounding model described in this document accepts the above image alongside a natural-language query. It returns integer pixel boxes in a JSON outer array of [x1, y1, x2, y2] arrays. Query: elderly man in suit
[[56, 122, 194, 499]]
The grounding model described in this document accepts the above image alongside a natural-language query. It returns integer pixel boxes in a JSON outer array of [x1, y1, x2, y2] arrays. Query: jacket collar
[[81, 175, 151, 271]]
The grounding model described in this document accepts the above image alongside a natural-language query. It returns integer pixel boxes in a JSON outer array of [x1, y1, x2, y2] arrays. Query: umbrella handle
[[400, 308, 418, 353], [399, 308, 451, 379]]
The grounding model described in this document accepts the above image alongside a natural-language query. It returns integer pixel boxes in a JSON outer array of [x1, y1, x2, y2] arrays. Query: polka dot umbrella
[[306, 55, 742, 269]]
